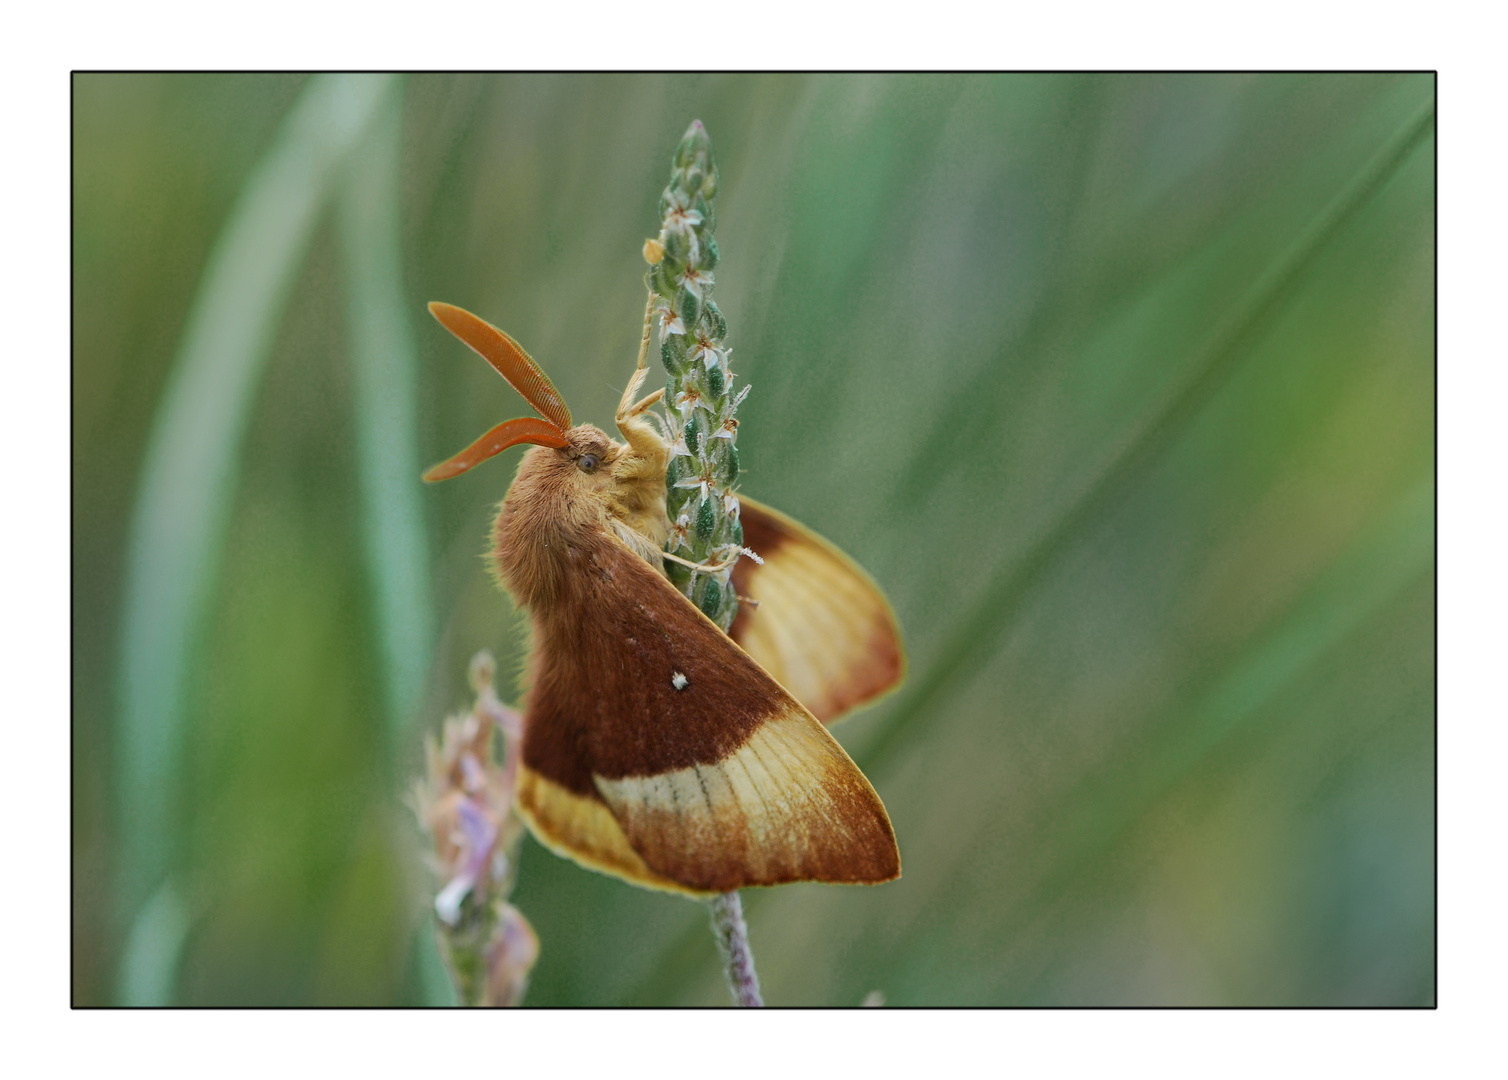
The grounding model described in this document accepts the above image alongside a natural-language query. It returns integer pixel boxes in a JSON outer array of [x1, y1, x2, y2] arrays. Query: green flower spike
[[646, 120, 746, 632]]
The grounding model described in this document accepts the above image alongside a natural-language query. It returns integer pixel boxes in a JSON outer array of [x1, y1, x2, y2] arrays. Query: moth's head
[[513, 424, 625, 502]]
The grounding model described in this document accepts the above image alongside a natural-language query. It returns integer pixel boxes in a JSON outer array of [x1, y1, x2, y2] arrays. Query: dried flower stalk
[[412, 651, 538, 1006]]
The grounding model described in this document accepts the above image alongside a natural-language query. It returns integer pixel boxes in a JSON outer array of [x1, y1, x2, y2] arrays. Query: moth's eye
[[577, 453, 600, 474]]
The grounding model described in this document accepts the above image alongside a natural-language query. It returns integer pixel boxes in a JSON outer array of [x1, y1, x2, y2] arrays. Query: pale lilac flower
[[485, 905, 540, 1007], [435, 796, 500, 927], [459, 751, 487, 793], [413, 650, 538, 1005]]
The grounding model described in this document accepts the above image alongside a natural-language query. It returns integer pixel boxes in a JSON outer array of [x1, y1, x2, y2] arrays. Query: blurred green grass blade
[[983, 479, 1433, 973], [336, 83, 435, 738], [114, 75, 396, 999], [334, 91, 445, 1002], [413, 923, 458, 1006], [858, 94, 1436, 778], [117, 880, 190, 1006]]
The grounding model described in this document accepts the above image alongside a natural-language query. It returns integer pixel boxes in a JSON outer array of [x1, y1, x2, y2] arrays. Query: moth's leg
[[611, 518, 667, 570], [627, 386, 665, 416], [634, 288, 653, 371], [639, 406, 669, 439], [616, 367, 649, 426], [662, 549, 738, 575], [663, 549, 761, 606], [617, 291, 670, 455], [616, 292, 657, 424]]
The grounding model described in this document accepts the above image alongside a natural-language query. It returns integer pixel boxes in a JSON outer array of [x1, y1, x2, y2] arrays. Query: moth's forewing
[[515, 766, 690, 893], [729, 496, 906, 725], [515, 528, 899, 894]]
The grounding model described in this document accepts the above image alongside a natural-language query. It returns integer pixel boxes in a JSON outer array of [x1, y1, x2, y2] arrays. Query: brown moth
[[423, 300, 904, 896]]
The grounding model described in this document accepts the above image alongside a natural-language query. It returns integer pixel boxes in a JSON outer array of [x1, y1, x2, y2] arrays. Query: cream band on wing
[[593, 713, 899, 894], [514, 764, 704, 896]]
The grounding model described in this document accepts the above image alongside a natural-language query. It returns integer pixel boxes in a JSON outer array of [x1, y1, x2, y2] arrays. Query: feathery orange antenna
[[428, 302, 573, 432], [422, 417, 570, 483]]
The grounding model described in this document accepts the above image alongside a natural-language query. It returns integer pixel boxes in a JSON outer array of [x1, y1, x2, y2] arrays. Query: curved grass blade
[[114, 74, 397, 1003], [116, 880, 191, 1007], [336, 84, 436, 738]]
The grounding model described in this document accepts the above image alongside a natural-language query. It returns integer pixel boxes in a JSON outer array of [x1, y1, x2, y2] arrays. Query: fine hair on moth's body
[[423, 297, 905, 895], [494, 380, 673, 607]]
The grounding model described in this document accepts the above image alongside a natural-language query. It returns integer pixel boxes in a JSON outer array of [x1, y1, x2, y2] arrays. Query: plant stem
[[651, 122, 764, 1007], [707, 890, 763, 1007]]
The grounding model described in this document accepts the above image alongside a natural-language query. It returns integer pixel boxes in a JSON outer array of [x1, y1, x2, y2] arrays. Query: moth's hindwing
[[729, 495, 905, 724]]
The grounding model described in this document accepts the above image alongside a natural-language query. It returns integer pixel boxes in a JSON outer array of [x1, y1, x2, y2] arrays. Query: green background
[[73, 73, 1435, 1006]]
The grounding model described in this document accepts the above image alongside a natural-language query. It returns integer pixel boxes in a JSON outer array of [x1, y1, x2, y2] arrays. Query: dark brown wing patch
[[523, 529, 790, 783]]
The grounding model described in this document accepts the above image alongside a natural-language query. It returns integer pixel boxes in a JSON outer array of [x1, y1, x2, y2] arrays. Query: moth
[[423, 300, 904, 895]]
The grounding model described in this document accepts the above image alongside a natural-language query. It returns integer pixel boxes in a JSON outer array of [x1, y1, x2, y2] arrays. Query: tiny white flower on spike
[[676, 464, 717, 503], [712, 416, 738, 440], [660, 189, 703, 263], [690, 336, 727, 370], [722, 489, 741, 517], [662, 190, 702, 236], [654, 296, 684, 342], [678, 265, 714, 300], [668, 420, 693, 458], [673, 385, 704, 417]]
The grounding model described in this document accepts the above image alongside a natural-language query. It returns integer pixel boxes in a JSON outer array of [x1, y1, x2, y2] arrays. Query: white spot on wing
[[671, 671, 689, 691]]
